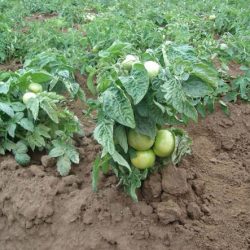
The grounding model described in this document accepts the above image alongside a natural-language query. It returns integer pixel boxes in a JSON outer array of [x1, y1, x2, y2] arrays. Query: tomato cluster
[[128, 129, 175, 169], [22, 83, 43, 104]]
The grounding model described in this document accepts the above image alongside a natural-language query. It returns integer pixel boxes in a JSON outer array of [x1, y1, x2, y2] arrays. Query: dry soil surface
[[0, 102, 250, 250]]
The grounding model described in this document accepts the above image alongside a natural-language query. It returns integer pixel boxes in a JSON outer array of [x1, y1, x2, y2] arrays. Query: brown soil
[[213, 57, 244, 79], [0, 60, 22, 71], [0, 102, 250, 250], [227, 61, 244, 79], [25, 13, 58, 22], [74, 71, 94, 99]]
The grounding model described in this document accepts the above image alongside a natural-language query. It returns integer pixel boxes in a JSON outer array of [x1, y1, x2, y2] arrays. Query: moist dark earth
[[0, 102, 250, 250]]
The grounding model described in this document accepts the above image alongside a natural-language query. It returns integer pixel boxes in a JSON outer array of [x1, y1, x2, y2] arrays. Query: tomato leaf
[[27, 98, 40, 120], [92, 155, 110, 192], [19, 71, 53, 85], [231, 74, 250, 101], [94, 119, 115, 155], [87, 69, 97, 95], [37, 124, 51, 138], [0, 102, 14, 117], [49, 147, 65, 157], [99, 40, 131, 59], [0, 145, 5, 155], [183, 76, 213, 98], [196, 102, 206, 118], [92, 156, 101, 192], [26, 127, 46, 150], [11, 102, 26, 112], [111, 150, 131, 171], [182, 102, 198, 122], [18, 118, 34, 132], [102, 85, 135, 128], [0, 81, 10, 94], [40, 100, 59, 123], [171, 128, 192, 165], [119, 63, 149, 104], [219, 100, 230, 116], [162, 79, 198, 122], [134, 112, 157, 139], [7, 123, 16, 137], [15, 153, 30, 166], [13, 141, 30, 165], [114, 125, 128, 153], [57, 155, 71, 176], [136, 95, 167, 126], [66, 147, 79, 164], [192, 63, 219, 88]]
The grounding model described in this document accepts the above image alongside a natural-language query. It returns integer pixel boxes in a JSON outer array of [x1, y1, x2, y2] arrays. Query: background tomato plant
[[0, 53, 84, 175]]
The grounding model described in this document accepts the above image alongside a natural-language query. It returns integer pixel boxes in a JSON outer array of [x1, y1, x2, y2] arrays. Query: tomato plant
[[0, 60, 84, 175], [91, 42, 224, 200]]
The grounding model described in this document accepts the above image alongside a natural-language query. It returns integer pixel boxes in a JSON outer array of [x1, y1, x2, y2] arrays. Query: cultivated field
[[0, 1, 249, 249]]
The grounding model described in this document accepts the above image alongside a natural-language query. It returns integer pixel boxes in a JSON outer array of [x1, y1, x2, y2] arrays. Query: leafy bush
[[91, 41, 223, 200], [0, 53, 84, 175]]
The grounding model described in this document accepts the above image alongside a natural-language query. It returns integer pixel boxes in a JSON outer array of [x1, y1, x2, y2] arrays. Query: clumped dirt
[[227, 61, 245, 79], [213, 57, 244, 79], [0, 102, 250, 250], [25, 13, 58, 22], [0, 60, 22, 71]]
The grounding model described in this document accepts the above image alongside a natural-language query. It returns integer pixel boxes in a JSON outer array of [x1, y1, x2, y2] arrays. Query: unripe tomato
[[153, 129, 175, 157], [22, 92, 37, 104], [28, 83, 43, 93], [208, 15, 216, 20], [144, 61, 161, 79], [128, 129, 155, 150], [121, 55, 140, 70], [219, 43, 228, 50], [131, 149, 155, 169]]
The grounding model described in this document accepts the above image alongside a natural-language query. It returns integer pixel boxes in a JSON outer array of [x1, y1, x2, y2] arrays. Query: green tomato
[[85, 13, 97, 21], [121, 55, 139, 70], [128, 129, 155, 150], [28, 83, 43, 93], [131, 149, 155, 169], [144, 61, 161, 79], [22, 92, 37, 104], [153, 129, 175, 157], [208, 15, 216, 20], [219, 43, 228, 50], [92, 46, 98, 53]]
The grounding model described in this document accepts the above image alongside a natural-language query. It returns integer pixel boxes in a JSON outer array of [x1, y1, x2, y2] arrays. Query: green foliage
[[13, 141, 30, 166], [91, 34, 249, 200], [0, 62, 83, 175], [94, 119, 115, 155], [119, 63, 149, 104], [170, 128, 192, 165], [23, 50, 85, 99], [92, 45, 213, 200], [224, 68, 250, 102], [49, 139, 80, 176], [101, 85, 135, 128]]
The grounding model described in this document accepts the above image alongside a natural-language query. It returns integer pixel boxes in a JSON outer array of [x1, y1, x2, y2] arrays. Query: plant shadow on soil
[[0, 83, 250, 250]]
